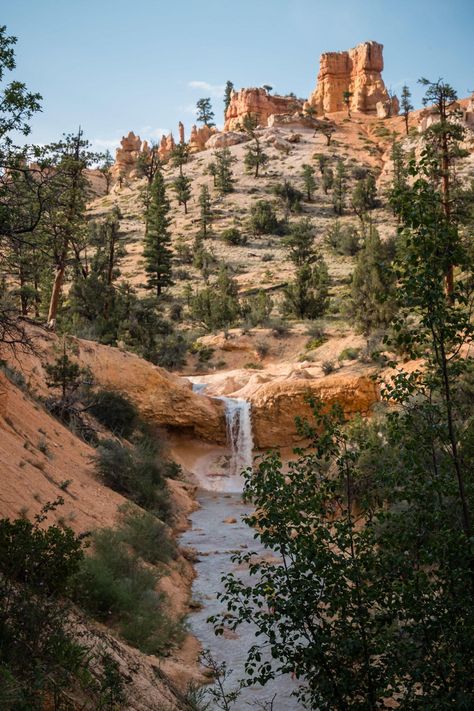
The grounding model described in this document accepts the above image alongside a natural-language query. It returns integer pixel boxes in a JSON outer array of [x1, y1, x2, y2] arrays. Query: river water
[[181, 382, 304, 710]]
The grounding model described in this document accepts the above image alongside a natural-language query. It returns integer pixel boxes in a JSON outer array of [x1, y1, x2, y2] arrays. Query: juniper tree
[[301, 163, 316, 201], [142, 170, 173, 296], [283, 218, 317, 266], [283, 260, 329, 319], [99, 149, 114, 194], [351, 173, 377, 225], [400, 84, 413, 135], [272, 180, 303, 218], [196, 97, 215, 127]]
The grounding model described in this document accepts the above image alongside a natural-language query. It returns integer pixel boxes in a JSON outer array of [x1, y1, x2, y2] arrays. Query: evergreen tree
[[301, 163, 316, 201], [388, 141, 409, 218], [249, 200, 279, 236], [198, 184, 212, 238], [191, 265, 240, 330], [351, 172, 377, 224], [173, 174, 192, 214], [244, 141, 269, 178], [196, 97, 215, 127], [283, 260, 329, 319], [223, 80, 234, 114], [332, 161, 346, 215], [99, 149, 114, 194], [350, 226, 396, 335], [321, 166, 334, 194], [142, 170, 173, 296], [214, 147, 236, 195], [400, 84, 413, 135], [170, 142, 189, 177], [284, 218, 317, 266], [343, 90, 353, 117], [272, 180, 303, 217]]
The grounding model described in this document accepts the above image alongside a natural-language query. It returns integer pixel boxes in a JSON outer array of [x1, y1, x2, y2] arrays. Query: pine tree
[[283, 261, 329, 319], [350, 226, 396, 335], [301, 164, 316, 201], [196, 97, 215, 127], [214, 148, 236, 195], [198, 184, 212, 238], [173, 174, 192, 214], [351, 173, 377, 225], [99, 150, 114, 194], [321, 167, 334, 194], [223, 80, 234, 114], [332, 161, 346, 215], [343, 90, 353, 117], [170, 142, 189, 177], [400, 84, 413, 135], [142, 170, 173, 296], [284, 218, 316, 266]]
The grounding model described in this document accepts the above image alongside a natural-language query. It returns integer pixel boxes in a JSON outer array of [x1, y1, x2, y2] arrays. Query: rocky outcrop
[[224, 88, 303, 131], [205, 131, 249, 149], [10, 326, 227, 445], [112, 131, 144, 180], [178, 121, 185, 144], [306, 41, 398, 116], [158, 133, 176, 162], [189, 124, 216, 152], [250, 373, 379, 448]]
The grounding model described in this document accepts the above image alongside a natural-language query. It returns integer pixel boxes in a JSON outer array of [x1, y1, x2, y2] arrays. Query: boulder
[[205, 131, 249, 149]]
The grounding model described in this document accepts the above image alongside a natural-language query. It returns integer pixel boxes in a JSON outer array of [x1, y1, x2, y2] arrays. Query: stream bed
[[181, 490, 304, 710]]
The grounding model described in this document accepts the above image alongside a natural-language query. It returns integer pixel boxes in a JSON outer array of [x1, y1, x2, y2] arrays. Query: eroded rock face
[[189, 124, 216, 152], [307, 41, 398, 116], [224, 88, 303, 131], [250, 373, 379, 448]]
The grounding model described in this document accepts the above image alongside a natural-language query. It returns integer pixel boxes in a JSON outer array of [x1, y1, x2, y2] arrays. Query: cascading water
[[220, 396, 254, 483]]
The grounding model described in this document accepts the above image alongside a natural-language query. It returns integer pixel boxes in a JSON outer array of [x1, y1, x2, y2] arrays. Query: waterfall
[[188, 378, 254, 490], [220, 397, 254, 481]]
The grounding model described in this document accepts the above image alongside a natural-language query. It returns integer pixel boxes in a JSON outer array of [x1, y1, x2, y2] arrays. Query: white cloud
[[188, 80, 225, 99], [90, 137, 121, 151]]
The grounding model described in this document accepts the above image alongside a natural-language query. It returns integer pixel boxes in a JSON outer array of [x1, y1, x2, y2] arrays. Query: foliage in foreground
[[210, 150, 474, 709], [0, 502, 126, 710]]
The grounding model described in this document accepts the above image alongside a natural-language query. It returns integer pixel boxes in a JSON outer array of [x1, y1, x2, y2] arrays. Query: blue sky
[[3, 0, 473, 151]]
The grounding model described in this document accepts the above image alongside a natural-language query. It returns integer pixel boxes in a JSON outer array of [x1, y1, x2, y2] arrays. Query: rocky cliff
[[306, 40, 398, 116], [224, 88, 303, 131]]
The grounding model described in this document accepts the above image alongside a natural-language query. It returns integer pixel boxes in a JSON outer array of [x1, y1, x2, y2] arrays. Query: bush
[[241, 290, 273, 327], [221, 227, 247, 246], [338, 347, 360, 362], [249, 200, 279, 235], [255, 338, 270, 358], [75, 527, 180, 654], [118, 503, 177, 564], [93, 438, 174, 522], [88, 389, 138, 438], [268, 318, 290, 338], [325, 221, 361, 256], [322, 360, 335, 375]]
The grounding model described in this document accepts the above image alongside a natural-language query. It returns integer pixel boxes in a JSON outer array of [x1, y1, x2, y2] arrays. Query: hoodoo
[[306, 40, 399, 116]]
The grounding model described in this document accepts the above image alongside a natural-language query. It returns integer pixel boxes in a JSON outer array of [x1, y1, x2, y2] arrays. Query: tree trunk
[[47, 259, 66, 329]]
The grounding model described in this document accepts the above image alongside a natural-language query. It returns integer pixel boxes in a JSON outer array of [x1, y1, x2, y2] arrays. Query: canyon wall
[[307, 40, 398, 115]]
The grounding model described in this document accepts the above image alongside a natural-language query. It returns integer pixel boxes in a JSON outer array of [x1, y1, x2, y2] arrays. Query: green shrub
[[325, 221, 361, 256], [76, 527, 180, 654], [255, 338, 270, 358], [221, 227, 247, 246], [89, 389, 138, 438], [93, 438, 173, 522], [338, 347, 360, 362], [118, 503, 177, 564], [249, 200, 279, 235]]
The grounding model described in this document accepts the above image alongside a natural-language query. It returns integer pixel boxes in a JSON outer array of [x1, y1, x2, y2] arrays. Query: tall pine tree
[[143, 170, 173, 296]]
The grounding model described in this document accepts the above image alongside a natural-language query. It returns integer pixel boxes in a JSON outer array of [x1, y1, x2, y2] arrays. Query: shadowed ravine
[[181, 382, 303, 709]]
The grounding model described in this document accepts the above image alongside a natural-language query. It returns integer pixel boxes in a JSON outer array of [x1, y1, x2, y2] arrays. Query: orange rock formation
[[111, 131, 144, 180], [224, 88, 303, 131], [250, 373, 379, 448], [189, 124, 215, 152], [307, 41, 398, 116]]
